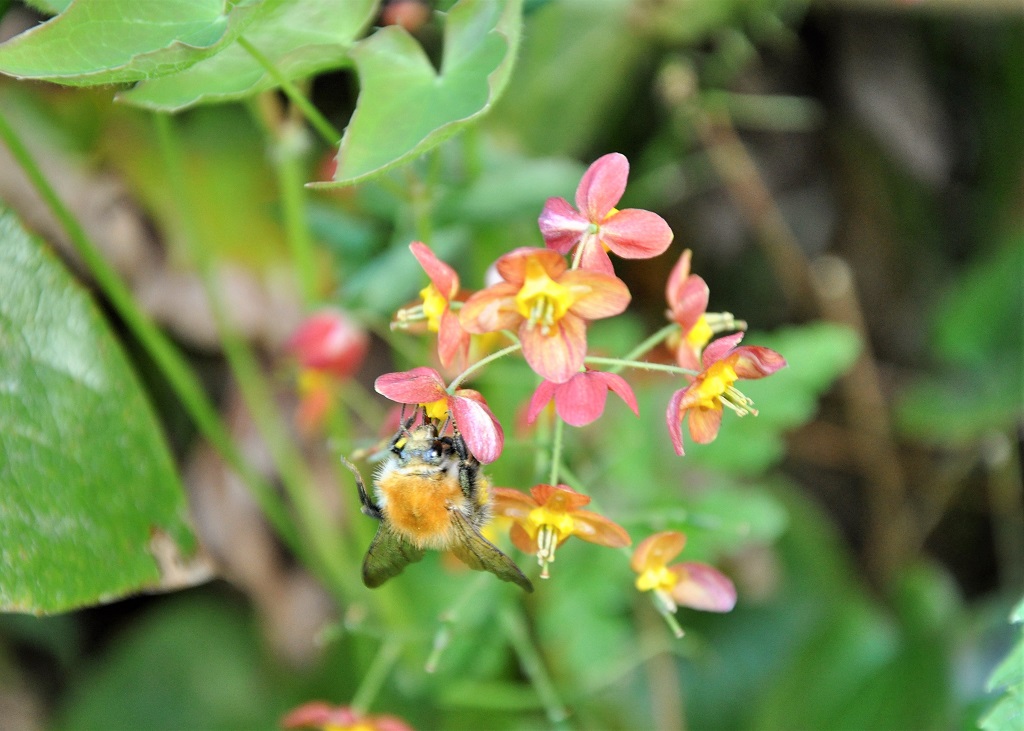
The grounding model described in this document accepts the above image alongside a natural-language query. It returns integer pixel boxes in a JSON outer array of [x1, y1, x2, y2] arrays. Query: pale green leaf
[[0, 208, 197, 614], [0, 0, 264, 86], [120, 0, 378, 111], [314, 0, 523, 187]]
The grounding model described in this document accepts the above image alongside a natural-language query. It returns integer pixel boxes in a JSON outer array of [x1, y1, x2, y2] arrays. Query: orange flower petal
[[561, 269, 631, 320], [459, 283, 522, 334], [495, 247, 567, 285], [510, 521, 538, 553], [519, 314, 587, 384], [569, 510, 632, 548], [687, 405, 723, 444], [492, 487, 539, 521], [530, 483, 591, 511], [410, 241, 458, 298], [631, 531, 686, 573]]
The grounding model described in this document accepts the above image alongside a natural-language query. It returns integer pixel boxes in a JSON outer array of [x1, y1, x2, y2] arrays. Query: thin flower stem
[[548, 418, 564, 486], [584, 356, 697, 377], [350, 638, 404, 716], [275, 118, 319, 307], [619, 322, 680, 367], [499, 606, 571, 727], [448, 343, 522, 392], [0, 110, 304, 550], [154, 113, 359, 601], [236, 35, 342, 147], [425, 573, 490, 673]]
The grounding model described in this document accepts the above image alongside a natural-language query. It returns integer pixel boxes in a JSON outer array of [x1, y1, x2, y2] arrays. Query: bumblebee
[[343, 417, 533, 592]]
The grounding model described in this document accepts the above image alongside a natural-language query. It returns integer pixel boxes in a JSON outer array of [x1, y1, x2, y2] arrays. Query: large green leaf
[[0, 0, 264, 86], [119, 0, 378, 111], [314, 0, 523, 187], [0, 208, 197, 614]]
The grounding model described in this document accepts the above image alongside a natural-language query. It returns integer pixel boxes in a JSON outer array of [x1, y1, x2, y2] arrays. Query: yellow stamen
[[423, 397, 449, 422], [635, 565, 679, 593], [693, 360, 739, 409], [535, 524, 560, 579], [419, 283, 447, 332], [515, 258, 575, 335]]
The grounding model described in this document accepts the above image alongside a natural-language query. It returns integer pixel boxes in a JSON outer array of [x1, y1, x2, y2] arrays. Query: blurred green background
[[0, 1, 1021, 729]]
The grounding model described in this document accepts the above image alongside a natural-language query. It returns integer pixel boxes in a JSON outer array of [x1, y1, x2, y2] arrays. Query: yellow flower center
[[515, 258, 575, 335], [635, 565, 679, 593], [685, 314, 714, 350], [419, 283, 447, 332], [693, 359, 738, 410], [422, 397, 450, 422], [528, 506, 577, 579]]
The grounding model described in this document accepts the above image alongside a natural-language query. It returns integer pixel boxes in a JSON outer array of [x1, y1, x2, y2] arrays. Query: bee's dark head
[[393, 423, 449, 465]]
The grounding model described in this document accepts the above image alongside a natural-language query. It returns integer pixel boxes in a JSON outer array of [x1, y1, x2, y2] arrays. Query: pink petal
[[495, 247, 567, 285], [459, 283, 522, 334], [553, 372, 609, 427], [519, 315, 587, 384], [702, 331, 745, 367], [577, 238, 616, 274], [374, 367, 447, 404], [281, 702, 359, 729], [286, 309, 369, 378], [437, 308, 470, 368], [410, 241, 458, 298], [730, 345, 787, 379], [687, 405, 723, 444], [599, 208, 673, 259], [538, 197, 589, 254], [674, 341, 704, 372], [576, 152, 628, 222], [669, 562, 737, 612], [526, 380, 558, 423], [592, 371, 639, 416], [669, 274, 710, 333], [665, 387, 689, 456], [561, 269, 631, 320], [665, 250, 692, 305], [450, 393, 504, 463]]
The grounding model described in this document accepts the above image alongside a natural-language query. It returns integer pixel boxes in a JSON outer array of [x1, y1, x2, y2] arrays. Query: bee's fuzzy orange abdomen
[[377, 471, 463, 548]]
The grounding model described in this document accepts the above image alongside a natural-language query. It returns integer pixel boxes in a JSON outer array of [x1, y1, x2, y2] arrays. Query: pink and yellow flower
[[664, 250, 745, 371], [281, 701, 414, 731], [374, 367, 503, 463], [492, 484, 631, 578], [632, 531, 737, 615], [526, 369, 639, 427], [665, 332, 786, 455], [459, 247, 630, 383], [392, 242, 471, 368], [538, 152, 673, 273]]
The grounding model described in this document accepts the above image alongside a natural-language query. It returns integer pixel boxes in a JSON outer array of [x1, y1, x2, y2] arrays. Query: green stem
[[618, 322, 680, 367], [448, 343, 522, 392], [275, 119, 318, 306], [351, 638, 404, 715], [548, 418, 564, 486], [585, 356, 697, 377], [500, 606, 571, 727], [236, 35, 342, 147], [153, 113, 358, 600], [0, 110, 301, 550]]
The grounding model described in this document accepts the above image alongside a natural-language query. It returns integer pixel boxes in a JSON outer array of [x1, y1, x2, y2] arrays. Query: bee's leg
[[451, 431, 481, 502], [340, 456, 382, 520], [388, 408, 418, 453]]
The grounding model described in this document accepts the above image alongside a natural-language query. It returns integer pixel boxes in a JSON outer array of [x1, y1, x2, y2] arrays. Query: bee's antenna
[[340, 455, 382, 520]]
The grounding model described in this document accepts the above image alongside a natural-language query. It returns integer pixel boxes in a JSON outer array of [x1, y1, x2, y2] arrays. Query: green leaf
[[981, 594, 1024, 731], [0, 207, 197, 614], [23, 0, 72, 14], [0, 0, 264, 86], [315, 0, 523, 187], [119, 0, 378, 111]]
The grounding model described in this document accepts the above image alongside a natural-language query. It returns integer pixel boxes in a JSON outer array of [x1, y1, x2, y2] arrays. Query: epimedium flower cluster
[[338, 152, 786, 632]]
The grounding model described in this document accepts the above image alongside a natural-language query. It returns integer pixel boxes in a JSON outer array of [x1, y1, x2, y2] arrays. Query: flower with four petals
[[492, 483, 631, 578], [459, 247, 630, 383], [538, 152, 673, 274], [375, 367, 504, 463], [665, 332, 787, 455], [282, 701, 414, 731], [632, 530, 737, 617], [398, 241, 471, 368]]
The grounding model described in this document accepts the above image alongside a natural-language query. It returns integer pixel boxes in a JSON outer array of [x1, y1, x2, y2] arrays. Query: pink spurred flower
[[539, 152, 673, 273], [492, 484, 631, 579], [527, 369, 638, 427], [665, 332, 786, 455], [397, 242, 471, 368], [632, 531, 737, 616], [664, 250, 744, 371], [374, 367, 503, 463], [286, 309, 369, 379], [281, 701, 414, 731], [459, 248, 630, 383]]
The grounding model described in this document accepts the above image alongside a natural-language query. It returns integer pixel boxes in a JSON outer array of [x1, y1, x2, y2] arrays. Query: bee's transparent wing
[[450, 510, 534, 593], [362, 523, 426, 588]]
